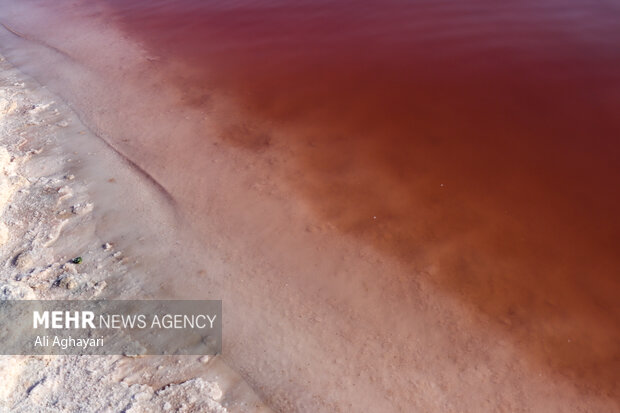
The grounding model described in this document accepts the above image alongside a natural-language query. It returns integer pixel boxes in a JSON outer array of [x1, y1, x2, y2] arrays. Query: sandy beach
[[0, 54, 269, 412], [0, 0, 619, 411]]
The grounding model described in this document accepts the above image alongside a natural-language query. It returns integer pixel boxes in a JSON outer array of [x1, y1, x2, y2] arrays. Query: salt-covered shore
[[0, 54, 269, 412]]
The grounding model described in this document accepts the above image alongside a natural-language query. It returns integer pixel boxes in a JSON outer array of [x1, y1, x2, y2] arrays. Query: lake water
[[1, 0, 618, 410]]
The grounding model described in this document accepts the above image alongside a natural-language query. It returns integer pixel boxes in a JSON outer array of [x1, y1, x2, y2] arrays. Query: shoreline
[[1, 48, 617, 412], [0, 54, 269, 412]]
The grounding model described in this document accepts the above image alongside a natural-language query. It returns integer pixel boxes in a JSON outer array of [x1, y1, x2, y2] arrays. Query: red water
[[2, 0, 619, 408], [98, 0, 620, 392]]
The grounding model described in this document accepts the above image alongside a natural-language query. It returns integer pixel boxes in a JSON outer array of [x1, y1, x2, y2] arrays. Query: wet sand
[[0, 0, 618, 411]]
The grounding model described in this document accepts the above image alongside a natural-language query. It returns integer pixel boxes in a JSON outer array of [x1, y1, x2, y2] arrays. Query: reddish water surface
[[96, 0, 620, 396], [1, 0, 618, 406]]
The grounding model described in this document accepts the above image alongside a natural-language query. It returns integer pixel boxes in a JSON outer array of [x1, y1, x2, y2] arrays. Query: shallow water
[[1, 0, 619, 410], [105, 0, 620, 393]]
